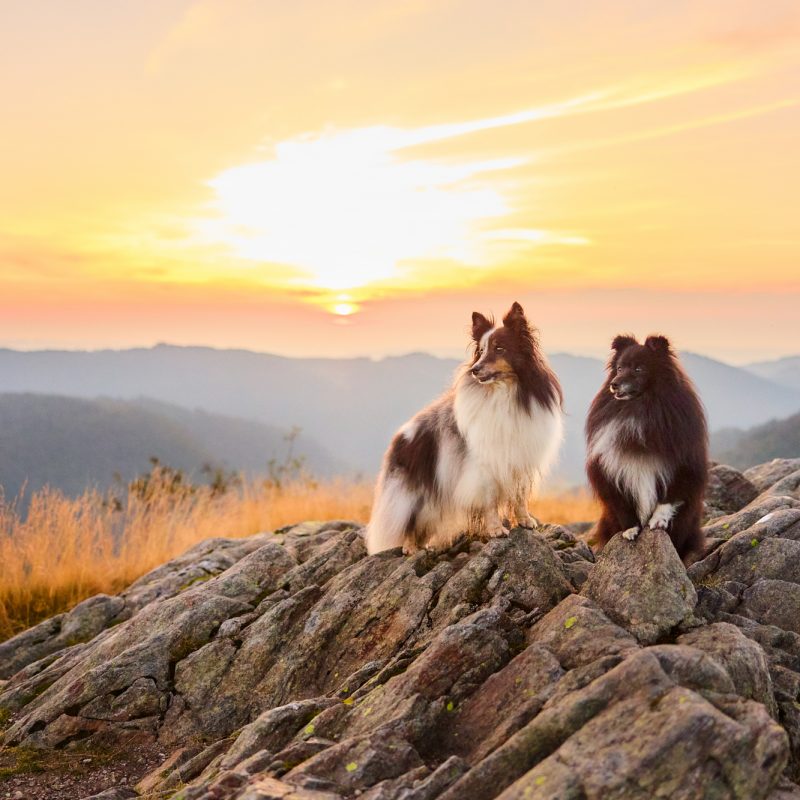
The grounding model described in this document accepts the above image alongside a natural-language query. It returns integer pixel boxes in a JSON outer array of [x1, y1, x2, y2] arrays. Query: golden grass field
[[0, 478, 599, 642]]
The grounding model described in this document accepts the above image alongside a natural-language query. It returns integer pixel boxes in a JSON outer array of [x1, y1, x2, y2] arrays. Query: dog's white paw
[[486, 524, 510, 539], [517, 514, 539, 530], [622, 526, 641, 541], [648, 503, 677, 531]]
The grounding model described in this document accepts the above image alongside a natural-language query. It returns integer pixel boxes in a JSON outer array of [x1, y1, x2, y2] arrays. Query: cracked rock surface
[[2, 461, 800, 799]]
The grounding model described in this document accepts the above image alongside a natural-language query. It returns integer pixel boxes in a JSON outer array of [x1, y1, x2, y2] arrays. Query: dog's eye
[[495, 346, 505, 353], [634, 366, 643, 373]]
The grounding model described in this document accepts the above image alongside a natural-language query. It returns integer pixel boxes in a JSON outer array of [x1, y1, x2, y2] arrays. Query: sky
[[0, 0, 798, 363]]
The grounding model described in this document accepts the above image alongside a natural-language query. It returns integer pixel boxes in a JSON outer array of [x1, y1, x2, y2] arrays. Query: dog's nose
[[471, 366, 481, 376], [610, 380, 620, 391]]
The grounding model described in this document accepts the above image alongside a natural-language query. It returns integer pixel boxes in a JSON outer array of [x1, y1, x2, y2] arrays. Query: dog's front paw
[[517, 513, 539, 530], [621, 526, 641, 541], [486, 523, 510, 539], [648, 503, 676, 531]]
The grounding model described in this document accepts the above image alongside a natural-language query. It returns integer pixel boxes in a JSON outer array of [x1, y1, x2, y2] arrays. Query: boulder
[[440, 649, 787, 800], [706, 464, 759, 515], [0, 594, 126, 679], [740, 579, 800, 635], [677, 622, 777, 716], [746, 460, 800, 493], [5, 461, 800, 800], [581, 527, 697, 644]]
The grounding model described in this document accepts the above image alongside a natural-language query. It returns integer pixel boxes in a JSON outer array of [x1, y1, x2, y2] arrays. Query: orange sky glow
[[1, 0, 798, 362]]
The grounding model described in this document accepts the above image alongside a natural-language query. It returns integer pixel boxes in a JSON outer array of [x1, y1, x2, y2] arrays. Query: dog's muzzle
[[609, 381, 637, 400], [471, 365, 499, 384]]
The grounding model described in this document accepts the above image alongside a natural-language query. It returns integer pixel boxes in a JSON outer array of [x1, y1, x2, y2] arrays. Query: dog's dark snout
[[610, 380, 620, 391], [471, 366, 481, 376]]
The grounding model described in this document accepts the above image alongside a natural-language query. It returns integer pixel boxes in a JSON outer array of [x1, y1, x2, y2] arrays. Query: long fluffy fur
[[366, 303, 564, 555], [585, 334, 708, 561]]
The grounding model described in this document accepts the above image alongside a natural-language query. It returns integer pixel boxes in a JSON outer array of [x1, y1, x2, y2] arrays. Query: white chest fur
[[588, 418, 671, 524], [453, 379, 563, 484]]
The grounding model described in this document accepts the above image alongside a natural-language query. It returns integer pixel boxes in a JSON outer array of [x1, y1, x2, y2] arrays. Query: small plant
[[128, 457, 196, 502], [200, 463, 242, 497], [265, 427, 316, 491]]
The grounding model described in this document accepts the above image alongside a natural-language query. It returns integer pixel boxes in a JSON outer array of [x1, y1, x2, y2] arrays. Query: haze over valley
[[1, 344, 798, 499]]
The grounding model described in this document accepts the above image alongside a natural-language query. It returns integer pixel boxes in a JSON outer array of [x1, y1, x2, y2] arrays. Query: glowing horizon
[[0, 0, 798, 362]]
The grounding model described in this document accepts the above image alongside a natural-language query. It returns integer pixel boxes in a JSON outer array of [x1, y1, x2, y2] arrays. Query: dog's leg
[[510, 480, 538, 529], [402, 539, 420, 556], [512, 498, 538, 529], [484, 506, 509, 539], [648, 501, 682, 531], [621, 526, 641, 541]]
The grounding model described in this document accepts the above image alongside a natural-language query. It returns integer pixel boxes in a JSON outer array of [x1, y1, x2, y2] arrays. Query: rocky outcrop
[[2, 461, 800, 799]]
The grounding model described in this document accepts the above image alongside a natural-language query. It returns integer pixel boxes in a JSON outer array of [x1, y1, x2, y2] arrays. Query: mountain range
[[746, 356, 800, 392], [0, 345, 798, 494], [0, 394, 340, 501], [711, 411, 800, 470]]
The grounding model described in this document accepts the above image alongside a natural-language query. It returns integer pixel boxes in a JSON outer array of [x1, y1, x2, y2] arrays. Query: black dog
[[585, 334, 708, 561]]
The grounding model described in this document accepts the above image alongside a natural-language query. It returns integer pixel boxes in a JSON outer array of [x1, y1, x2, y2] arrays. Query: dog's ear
[[502, 301, 526, 329], [611, 334, 638, 352], [644, 334, 671, 354], [471, 312, 493, 342]]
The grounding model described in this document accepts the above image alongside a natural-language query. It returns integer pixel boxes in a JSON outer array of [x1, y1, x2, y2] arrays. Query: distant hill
[[746, 356, 800, 392], [711, 411, 800, 470], [0, 394, 340, 501], [0, 345, 798, 486]]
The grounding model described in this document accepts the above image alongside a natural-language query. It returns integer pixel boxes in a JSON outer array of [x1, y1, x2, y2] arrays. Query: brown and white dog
[[585, 334, 708, 561], [366, 302, 564, 554]]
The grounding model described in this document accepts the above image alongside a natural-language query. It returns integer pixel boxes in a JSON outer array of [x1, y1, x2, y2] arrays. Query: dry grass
[[0, 479, 598, 642]]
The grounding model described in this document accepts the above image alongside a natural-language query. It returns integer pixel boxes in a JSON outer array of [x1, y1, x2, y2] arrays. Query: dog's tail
[[365, 473, 417, 555]]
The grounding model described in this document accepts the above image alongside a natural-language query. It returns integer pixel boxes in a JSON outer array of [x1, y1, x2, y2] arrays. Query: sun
[[199, 125, 518, 293], [332, 302, 357, 316]]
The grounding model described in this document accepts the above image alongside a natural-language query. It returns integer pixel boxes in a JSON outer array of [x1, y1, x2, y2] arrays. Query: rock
[[137, 747, 199, 794], [3, 539, 298, 748], [80, 790, 138, 800], [361, 755, 467, 800], [677, 622, 778, 716], [689, 533, 800, 587], [497, 686, 785, 800], [322, 605, 523, 746], [746, 460, 800, 492], [120, 534, 277, 611], [435, 643, 564, 762], [283, 732, 423, 794], [440, 649, 787, 800], [528, 593, 640, 669], [703, 500, 800, 542], [221, 699, 338, 771], [768, 778, 800, 799], [6, 462, 800, 800], [645, 643, 736, 694], [581, 527, 697, 644], [706, 464, 759, 515], [0, 594, 126, 679], [480, 529, 574, 614], [758, 470, 800, 502], [740, 579, 800, 635]]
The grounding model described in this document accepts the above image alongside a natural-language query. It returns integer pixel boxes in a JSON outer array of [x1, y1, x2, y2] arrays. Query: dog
[[585, 333, 708, 561], [365, 302, 564, 555]]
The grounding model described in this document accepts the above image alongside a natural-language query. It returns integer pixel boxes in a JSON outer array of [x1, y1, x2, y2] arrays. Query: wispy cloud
[[541, 98, 800, 157], [195, 65, 763, 293]]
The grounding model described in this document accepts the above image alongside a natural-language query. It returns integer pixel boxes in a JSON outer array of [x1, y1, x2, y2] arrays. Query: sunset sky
[[1, 0, 798, 362]]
